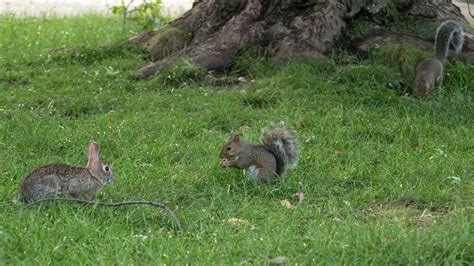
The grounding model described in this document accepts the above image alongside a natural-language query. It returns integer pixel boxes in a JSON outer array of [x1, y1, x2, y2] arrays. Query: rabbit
[[20, 141, 116, 202]]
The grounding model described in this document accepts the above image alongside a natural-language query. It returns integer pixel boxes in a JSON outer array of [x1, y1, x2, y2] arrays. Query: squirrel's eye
[[104, 165, 110, 171], [227, 146, 231, 151]]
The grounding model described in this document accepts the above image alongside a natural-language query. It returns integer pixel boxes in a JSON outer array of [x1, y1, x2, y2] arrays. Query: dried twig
[[23, 198, 183, 232]]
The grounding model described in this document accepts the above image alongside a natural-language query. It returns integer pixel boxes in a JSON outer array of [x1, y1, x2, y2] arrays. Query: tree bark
[[129, 0, 473, 79]]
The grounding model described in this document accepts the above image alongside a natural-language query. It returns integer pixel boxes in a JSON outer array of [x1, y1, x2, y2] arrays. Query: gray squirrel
[[219, 122, 299, 182], [413, 20, 464, 98]]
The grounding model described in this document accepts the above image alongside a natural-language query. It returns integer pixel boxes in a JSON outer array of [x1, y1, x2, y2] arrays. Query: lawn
[[0, 15, 473, 264]]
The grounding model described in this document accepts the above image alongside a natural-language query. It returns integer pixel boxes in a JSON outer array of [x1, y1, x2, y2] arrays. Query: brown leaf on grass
[[293, 192, 304, 203], [280, 199, 292, 209], [226, 217, 250, 226], [411, 142, 423, 150], [170, 153, 181, 163]]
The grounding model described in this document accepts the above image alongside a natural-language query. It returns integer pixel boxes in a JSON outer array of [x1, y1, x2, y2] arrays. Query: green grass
[[1, 15, 473, 264]]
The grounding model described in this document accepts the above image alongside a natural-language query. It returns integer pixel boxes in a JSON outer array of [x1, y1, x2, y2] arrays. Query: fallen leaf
[[170, 153, 181, 163], [280, 199, 292, 209], [410, 142, 421, 150], [269, 256, 289, 265], [446, 176, 461, 184], [226, 218, 250, 226], [237, 76, 247, 83]]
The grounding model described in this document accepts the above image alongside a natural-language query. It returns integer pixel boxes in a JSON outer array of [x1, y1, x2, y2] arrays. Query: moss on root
[[146, 26, 192, 62]]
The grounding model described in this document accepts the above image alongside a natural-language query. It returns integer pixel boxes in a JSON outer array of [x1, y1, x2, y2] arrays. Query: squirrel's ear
[[87, 141, 100, 167]]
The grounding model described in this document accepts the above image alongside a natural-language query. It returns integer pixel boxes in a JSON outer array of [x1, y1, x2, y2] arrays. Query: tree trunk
[[129, 0, 473, 79]]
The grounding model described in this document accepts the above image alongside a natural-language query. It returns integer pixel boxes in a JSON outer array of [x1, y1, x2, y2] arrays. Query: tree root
[[127, 0, 473, 79]]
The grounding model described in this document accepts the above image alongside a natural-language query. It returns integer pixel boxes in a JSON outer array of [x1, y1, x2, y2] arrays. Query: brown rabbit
[[20, 141, 116, 202]]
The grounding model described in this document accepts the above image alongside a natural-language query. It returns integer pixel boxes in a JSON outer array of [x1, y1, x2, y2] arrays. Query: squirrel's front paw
[[220, 159, 231, 168]]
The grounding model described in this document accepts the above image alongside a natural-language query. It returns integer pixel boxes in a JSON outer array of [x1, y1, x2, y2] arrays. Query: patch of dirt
[[366, 204, 450, 228]]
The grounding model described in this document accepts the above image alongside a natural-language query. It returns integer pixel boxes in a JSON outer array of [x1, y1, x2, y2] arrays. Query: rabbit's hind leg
[[30, 175, 61, 201]]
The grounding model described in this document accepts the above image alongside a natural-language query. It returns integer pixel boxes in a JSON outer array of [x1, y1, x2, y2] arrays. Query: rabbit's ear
[[87, 141, 100, 167]]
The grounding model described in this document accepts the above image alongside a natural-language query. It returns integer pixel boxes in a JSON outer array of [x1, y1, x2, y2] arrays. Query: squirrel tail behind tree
[[261, 122, 299, 176], [434, 20, 464, 61]]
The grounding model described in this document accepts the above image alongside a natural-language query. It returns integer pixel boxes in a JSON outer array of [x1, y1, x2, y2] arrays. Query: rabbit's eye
[[227, 146, 232, 151], [104, 165, 110, 171]]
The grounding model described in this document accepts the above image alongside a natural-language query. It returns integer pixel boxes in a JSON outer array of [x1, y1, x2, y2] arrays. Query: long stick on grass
[[23, 198, 183, 232]]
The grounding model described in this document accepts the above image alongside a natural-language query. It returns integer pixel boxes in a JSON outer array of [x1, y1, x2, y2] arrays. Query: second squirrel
[[219, 123, 299, 182], [413, 20, 464, 98]]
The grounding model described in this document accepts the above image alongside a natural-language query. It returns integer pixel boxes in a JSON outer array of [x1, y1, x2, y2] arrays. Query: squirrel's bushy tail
[[261, 122, 299, 176], [435, 20, 464, 61]]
